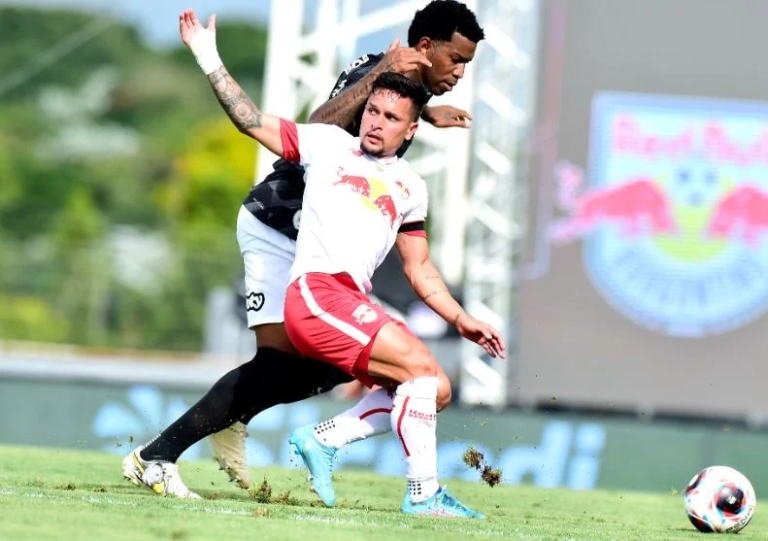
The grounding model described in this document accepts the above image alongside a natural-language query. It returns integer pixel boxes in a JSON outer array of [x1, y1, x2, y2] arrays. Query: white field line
[[0, 488, 593, 539]]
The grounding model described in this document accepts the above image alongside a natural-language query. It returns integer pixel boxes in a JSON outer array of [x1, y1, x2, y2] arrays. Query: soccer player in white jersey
[[123, 1, 483, 495], [174, 10, 502, 519], [276, 69, 505, 517], [123, 9, 503, 515]]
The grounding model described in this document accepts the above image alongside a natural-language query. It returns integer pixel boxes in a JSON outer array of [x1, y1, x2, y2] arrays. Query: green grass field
[[0, 445, 764, 541]]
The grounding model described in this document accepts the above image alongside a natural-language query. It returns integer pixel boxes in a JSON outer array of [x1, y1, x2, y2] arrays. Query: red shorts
[[284, 273, 407, 388]]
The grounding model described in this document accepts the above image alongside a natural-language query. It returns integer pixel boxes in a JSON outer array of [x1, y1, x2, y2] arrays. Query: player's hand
[[381, 37, 432, 75], [422, 105, 472, 128], [179, 9, 216, 50], [455, 314, 506, 359]]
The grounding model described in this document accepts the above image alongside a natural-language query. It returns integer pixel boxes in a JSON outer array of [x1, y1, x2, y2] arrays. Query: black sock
[[235, 348, 354, 424], [141, 347, 352, 462]]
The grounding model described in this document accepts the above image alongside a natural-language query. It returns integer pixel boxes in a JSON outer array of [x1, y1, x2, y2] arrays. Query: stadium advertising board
[[2, 378, 767, 495]]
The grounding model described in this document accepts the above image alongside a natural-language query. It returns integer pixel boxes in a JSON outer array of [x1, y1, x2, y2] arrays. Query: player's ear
[[405, 120, 419, 141], [416, 36, 433, 57]]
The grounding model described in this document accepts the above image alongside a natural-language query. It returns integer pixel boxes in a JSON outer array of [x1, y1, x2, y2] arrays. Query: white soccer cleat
[[210, 421, 251, 490], [122, 446, 201, 499]]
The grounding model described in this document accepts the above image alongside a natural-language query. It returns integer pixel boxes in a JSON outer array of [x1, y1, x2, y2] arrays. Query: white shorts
[[236, 206, 296, 328]]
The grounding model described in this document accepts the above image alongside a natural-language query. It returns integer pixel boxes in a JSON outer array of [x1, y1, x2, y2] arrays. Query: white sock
[[390, 377, 440, 502], [313, 388, 394, 448]]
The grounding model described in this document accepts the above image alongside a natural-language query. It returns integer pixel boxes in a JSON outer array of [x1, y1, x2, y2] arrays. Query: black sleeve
[[398, 221, 426, 234], [327, 53, 384, 99]]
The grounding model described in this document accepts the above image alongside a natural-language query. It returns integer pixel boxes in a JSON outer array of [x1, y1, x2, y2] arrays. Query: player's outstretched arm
[[179, 9, 283, 156], [395, 233, 506, 358], [308, 38, 431, 127]]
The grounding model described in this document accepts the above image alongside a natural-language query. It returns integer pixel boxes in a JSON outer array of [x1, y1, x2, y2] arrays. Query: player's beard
[[360, 140, 384, 158]]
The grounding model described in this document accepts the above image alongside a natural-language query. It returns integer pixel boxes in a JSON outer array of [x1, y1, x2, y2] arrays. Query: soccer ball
[[684, 466, 756, 533]]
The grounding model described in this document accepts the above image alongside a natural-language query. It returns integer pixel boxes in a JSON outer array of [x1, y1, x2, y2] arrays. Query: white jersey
[[282, 121, 428, 292]]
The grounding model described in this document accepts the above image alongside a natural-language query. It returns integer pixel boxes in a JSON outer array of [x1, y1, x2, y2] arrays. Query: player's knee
[[401, 344, 439, 380]]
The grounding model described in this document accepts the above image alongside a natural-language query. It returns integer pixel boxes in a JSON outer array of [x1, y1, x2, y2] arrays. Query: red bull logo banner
[[550, 92, 768, 337]]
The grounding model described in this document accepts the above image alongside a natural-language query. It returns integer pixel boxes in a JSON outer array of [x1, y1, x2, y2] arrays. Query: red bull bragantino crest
[[549, 92, 768, 337]]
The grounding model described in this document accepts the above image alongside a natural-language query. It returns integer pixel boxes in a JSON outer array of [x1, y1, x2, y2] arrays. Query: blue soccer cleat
[[289, 425, 337, 507], [401, 486, 485, 519]]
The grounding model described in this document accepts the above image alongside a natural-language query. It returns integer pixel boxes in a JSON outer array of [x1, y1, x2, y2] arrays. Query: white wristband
[[189, 31, 223, 75], [195, 49, 224, 75]]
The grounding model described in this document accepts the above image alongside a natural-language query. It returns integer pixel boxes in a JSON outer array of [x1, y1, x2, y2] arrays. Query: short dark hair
[[370, 72, 429, 121], [407, 0, 485, 47]]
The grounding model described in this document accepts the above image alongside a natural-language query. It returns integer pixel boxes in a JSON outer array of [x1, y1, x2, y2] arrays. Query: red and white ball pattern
[[684, 466, 756, 533]]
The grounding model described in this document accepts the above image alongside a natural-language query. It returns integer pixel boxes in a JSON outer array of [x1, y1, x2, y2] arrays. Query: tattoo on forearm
[[424, 275, 441, 281], [422, 289, 447, 301], [208, 68, 262, 131], [312, 67, 384, 125], [313, 84, 370, 125]]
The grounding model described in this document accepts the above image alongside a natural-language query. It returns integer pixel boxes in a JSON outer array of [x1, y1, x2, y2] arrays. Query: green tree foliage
[[157, 118, 257, 227], [0, 7, 267, 351], [1, 8, 148, 100]]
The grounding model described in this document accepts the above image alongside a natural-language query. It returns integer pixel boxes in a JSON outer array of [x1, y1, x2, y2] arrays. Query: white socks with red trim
[[390, 377, 439, 503], [313, 388, 394, 449]]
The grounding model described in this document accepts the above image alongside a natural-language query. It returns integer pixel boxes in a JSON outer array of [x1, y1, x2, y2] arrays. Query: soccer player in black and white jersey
[[123, 0, 486, 497]]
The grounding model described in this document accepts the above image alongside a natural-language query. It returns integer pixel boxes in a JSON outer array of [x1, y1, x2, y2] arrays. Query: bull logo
[[334, 167, 401, 227], [352, 304, 377, 325], [547, 92, 768, 338]]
